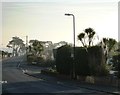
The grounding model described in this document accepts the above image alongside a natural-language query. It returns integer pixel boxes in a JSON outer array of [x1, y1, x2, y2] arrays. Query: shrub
[[38, 60, 55, 67], [56, 45, 72, 75], [27, 54, 43, 64], [27, 54, 37, 63], [55, 46, 109, 77], [41, 69, 58, 76], [112, 54, 120, 78], [85, 76, 95, 84], [75, 47, 90, 76]]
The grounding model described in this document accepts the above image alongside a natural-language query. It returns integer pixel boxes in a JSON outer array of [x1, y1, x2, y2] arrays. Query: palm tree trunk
[[81, 40, 85, 47]]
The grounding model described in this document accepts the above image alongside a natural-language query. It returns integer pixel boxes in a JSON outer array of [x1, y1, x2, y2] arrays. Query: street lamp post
[[65, 13, 76, 79]]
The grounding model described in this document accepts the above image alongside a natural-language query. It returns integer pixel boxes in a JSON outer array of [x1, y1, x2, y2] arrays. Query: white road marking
[[0, 81, 7, 84]]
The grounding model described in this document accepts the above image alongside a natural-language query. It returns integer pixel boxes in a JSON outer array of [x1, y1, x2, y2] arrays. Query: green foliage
[[102, 38, 117, 52], [7, 36, 25, 56], [98, 64, 109, 76], [41, 69, 58, 76], [37, 60, 55, 67], [78, 33, 85, 47], [88, 46, 101, 75], [29, 40, 43, 56], [56, 45, 72, 75], [27, 54, 44, 64], [27, 53, 55, 67], [78, 28, 96, 47], [112, 54, 120, 78], [84, 28, 95, 46], [88, 46, 109, 76], [56, 45, 109, 76], [75, 47, 90, 76], [27, 55, 35, 63]]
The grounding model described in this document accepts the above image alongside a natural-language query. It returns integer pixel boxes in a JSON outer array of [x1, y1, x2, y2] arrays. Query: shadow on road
[[2, 80, 103, 94]]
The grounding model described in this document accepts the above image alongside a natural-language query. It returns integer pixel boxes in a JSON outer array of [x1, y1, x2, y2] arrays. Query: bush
[[41, 69, 58, 76], [85, 76, 95, 84], [75, 47, 90, 76], [27, 54, 43, 64], [55, 46, 109, 77], [56, 45, 72, 75], [27, 54, 37, 63], [112, 54, 120, 78], [37, 60, 55, 67], [88, 46, 109, 76]]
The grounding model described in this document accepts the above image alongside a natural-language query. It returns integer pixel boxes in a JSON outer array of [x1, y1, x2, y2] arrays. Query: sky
[[1, 0, 119, 48]]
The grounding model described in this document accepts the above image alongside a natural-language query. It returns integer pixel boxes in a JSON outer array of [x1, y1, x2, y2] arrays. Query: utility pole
[[25, 36, 28, 57], [26, 35, 28, 47], [65, 13, 76, 79]]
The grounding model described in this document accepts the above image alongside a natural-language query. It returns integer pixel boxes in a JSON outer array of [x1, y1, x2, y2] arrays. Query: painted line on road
[[0, 81, 7, 84]]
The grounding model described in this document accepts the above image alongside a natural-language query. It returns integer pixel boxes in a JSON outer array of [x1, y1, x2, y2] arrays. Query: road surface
[[2, 56, 112, 94]]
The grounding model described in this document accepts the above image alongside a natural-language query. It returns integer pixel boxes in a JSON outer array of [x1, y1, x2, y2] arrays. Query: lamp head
[[65, 13, 72, 16]]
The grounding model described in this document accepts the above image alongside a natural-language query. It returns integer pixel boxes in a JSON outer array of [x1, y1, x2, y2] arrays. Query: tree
[[102, 38, 117, 52], [101, 38, 117, 59], [78, 28, 96, 47], [53, 41, 68, 49], [41, 41, 54, 60], [111, 41, 120, 78], [27, 40, 44, 64], [112, 54, 120, 78], [1, 50, 11, 58], [7, 37, 25, 56], [2, 51, 6, 58], [84, 28, 95, 47], [29, 40, 43, 56], [78, 33, 85, 47]]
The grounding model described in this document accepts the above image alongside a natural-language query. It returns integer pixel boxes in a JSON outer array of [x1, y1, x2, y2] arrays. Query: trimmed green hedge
[[55, 45, 109, 76], [75, 47, 89, 76], [56, 45, 72, 75]]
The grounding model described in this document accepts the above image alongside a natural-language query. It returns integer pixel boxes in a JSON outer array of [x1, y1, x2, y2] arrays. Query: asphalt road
[[2, 56, 111, 94]]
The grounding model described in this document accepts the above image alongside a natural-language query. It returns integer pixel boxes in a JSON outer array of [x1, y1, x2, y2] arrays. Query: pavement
[[24, 68, 120, 95]]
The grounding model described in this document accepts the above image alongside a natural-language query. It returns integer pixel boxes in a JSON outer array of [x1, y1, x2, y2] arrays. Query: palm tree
[[100, 38, 117, 64], [78, 28, 96, 47], [102, 38, 117, 52], [78, 33, 85, 47], [84, 28, 96, 47], [108, 38, 117, 52]]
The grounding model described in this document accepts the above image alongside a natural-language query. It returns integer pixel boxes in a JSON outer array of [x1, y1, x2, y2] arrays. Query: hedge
[[56, 45, 72, 75], [55, 45, 109, 76], [75, 47, 90, 76]]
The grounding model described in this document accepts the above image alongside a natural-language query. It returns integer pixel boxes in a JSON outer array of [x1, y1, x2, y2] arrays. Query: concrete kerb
[[24, 71, 120, 95], [16, 62, 120, 95]]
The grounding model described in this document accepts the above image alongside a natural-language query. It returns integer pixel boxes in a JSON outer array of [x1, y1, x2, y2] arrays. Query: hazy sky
[[1, 0, 119, 47]]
